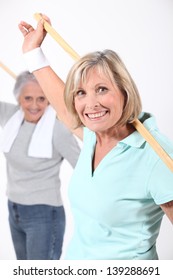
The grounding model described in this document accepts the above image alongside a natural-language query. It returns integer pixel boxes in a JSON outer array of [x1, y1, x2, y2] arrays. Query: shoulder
[[52, 118, 79, 147], [0, 102, 19, 126], [141, 112, 173, 154], [53, 118, 74, 137]]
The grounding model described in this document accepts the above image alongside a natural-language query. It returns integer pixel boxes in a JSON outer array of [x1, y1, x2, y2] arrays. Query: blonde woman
[[18, 16, 173, 260]]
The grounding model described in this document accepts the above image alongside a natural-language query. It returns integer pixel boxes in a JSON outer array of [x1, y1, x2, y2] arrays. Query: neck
[[92, 123, 135, 172], [95, 123, 135, 146]]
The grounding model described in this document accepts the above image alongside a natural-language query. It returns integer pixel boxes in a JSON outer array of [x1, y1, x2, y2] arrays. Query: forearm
[[23, 48, 72, 129], [35, 67, 83, 139], [33, 66, 67, 120], [18, 17, 83, 139], [18, 18, 71, 127]]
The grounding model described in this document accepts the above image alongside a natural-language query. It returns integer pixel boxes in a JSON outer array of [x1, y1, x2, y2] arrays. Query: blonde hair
[[64, 49, 142, 127]]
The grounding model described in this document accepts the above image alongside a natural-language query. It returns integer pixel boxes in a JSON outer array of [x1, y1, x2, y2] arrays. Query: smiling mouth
[[28, 110, 40, 115], [86, 110, 108, 120]]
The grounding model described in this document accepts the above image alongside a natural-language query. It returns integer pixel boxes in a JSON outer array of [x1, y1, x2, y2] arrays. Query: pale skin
[[19, 81, 49, 123], [18, 16, 173, 223]]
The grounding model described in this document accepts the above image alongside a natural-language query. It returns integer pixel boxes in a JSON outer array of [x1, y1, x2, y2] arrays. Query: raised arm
[[18, 16, 83, 140]]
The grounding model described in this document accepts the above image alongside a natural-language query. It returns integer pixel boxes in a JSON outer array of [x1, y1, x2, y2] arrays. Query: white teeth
[[87, 111, 107, 119], [29, 110, 39, 114]]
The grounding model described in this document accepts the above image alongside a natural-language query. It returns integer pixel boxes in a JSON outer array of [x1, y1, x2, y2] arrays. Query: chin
[[27, 117, 40, 123], [28, 114, 42, 123], [87, 124, 106, 133]]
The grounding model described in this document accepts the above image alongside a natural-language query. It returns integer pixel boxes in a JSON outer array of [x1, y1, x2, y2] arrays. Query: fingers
[[18, 21, 35, 37], [18, 23, 27, 37], [38, 13, 51, 25], [36, 18, 45, 32], [18, 15, 49, 52], [18, 14, 51, 38]]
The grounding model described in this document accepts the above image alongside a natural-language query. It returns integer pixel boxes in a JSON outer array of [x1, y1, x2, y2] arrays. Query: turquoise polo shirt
[[65, 113, 173, 260]]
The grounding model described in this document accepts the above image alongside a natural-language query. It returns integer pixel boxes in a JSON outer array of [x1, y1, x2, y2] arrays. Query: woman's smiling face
[[18, 82, 49, 123], [74, 67, 125, 133]]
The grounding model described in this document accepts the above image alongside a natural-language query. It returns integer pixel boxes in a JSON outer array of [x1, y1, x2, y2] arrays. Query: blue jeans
[[8, 200, 65, 260]]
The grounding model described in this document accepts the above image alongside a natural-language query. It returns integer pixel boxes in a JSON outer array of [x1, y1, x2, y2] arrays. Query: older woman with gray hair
[[0, 71, 80, 260]]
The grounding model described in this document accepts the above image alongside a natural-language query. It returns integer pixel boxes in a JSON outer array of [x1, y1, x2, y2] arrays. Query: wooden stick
[[133, 119, 173, 172], [34, 13, 173, 172], [0, 61, 17, 79], [34, 13, 80, 61]]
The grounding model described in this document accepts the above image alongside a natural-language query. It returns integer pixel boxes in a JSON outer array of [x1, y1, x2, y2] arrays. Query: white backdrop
[[0, 0, 173, 259]]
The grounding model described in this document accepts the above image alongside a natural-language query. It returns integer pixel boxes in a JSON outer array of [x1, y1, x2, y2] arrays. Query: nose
[[85, 95, 99, 110], [86, 104, 99, 110], [31, 99, 39, 108]]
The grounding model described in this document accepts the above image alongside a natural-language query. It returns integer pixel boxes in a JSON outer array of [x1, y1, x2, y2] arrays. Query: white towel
[[0, 105, 56, 158], [28, 105, 56, 158], [0, 108, 24, 153]]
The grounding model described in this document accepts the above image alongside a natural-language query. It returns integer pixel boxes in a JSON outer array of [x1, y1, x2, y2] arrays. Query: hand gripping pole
[[34, 13, 173, 172]]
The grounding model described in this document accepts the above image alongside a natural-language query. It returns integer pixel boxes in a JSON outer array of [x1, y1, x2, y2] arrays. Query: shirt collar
[[119, 112, 158, 148]]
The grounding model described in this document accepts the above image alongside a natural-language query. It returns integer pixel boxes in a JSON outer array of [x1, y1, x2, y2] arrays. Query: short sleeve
[[148, 153, 173, 205], [0, 102, 18, 127], [53, 119, 81, 168]]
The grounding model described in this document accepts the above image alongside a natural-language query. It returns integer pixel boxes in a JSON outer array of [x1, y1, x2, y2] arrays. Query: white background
[[0, 0, 173, 259]]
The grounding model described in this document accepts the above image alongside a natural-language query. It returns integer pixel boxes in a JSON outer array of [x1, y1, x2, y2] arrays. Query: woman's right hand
[[18, 14, 51, 53]]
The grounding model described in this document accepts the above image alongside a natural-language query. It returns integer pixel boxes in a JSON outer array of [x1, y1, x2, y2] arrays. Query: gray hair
[[13, 71, 38, 100]]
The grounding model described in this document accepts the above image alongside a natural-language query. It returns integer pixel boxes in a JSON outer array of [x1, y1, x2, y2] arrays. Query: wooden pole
[[34, 13, 80, 61], [0, 61, 16, 79], [34, 13, 173, 172], [133, 119, 173, 172]]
